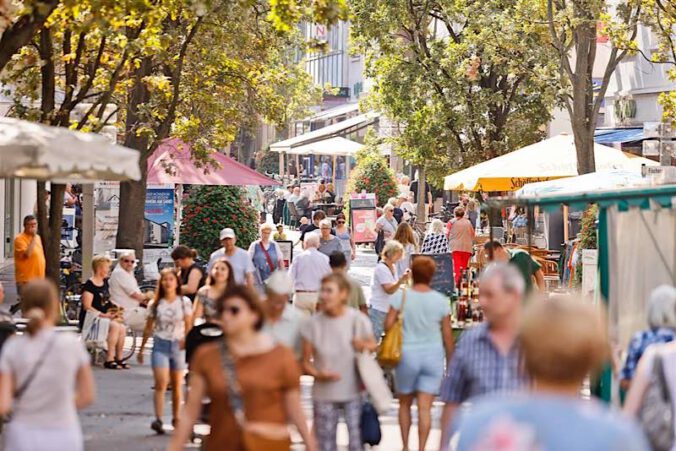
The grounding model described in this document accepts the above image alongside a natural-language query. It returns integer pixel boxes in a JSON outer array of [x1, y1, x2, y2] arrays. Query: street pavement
[[81, 240, 446, 450]]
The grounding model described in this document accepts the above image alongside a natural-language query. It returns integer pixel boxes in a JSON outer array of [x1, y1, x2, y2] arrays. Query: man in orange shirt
[[12, 215, 46, 313]]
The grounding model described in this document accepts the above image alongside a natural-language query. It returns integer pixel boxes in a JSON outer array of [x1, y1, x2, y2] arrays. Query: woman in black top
[[171, 246, 204, 302], [80, 255, 128, 369]]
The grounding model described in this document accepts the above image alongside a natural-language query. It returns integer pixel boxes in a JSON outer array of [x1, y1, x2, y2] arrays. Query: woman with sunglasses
[[302, 273, 377, 451], [169, 286, 314, 451], [193, 258, 235, 323], [138, 269, 193, 434], [334, 213, 356, 268]]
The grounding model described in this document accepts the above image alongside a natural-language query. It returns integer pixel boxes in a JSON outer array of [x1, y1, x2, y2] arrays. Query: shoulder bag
[[376, 288, 407, 369], [352, 313, 393, 415], [639, 354, 674, 451], [217, 340, 291, 451]]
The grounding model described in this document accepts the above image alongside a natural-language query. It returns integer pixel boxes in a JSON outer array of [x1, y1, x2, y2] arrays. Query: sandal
[[115, 360, 131, 369], [103, 361, 120, 369], [151, 418, 165, 435]]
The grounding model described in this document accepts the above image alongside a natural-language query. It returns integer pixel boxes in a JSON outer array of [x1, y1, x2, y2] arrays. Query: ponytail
[[25, 308, 46, 336]]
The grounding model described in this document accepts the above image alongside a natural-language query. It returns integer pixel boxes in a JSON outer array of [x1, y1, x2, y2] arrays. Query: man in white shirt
[[208, 228, 255, 288], [109, 250, 148, 330], [289, 233, 331, 315]]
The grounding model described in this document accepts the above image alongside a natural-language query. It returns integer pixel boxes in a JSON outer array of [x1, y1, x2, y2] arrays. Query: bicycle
[[117, 282, 157, 363]]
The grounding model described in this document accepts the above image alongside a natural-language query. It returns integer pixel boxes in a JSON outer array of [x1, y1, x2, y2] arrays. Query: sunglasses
[[223, 305, 241, 316], [122, 259, 134, 263], [337, 220, 346, 224]]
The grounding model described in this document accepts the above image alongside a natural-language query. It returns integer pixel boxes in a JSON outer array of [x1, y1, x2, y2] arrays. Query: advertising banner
[[351, 208, 378, 243], [144, 187, 174, 248]]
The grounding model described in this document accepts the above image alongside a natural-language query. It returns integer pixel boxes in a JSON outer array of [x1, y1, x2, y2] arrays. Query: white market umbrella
[[0, 117, 141, 181], [516, 170, 649, 198]]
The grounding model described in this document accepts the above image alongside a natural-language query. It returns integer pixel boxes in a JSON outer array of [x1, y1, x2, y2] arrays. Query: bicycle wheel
[[119, 327, 137, 362]]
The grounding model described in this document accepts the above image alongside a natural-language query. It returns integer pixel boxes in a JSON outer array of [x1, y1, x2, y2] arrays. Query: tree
[[180, 185, 259, 258], [114, 0, 348, 261], [351, 0, 559, 185], [546, 0, 642, 174]]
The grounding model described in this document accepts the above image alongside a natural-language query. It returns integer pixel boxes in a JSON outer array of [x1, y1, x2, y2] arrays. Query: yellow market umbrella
[[443, 134, 658, 192]]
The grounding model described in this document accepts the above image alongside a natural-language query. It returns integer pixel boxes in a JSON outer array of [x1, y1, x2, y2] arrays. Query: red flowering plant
[[346, 144, 398, 208], [180, 185, 259, 259]]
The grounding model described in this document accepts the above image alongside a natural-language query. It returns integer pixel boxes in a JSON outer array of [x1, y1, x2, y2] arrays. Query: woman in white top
[[138, 268, 193, 434], [369, 240, 410, 342], [0, 280, 95, 451]]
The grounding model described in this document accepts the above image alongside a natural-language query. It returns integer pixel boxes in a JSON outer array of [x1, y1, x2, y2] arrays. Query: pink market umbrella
[[147, 139, 280, 186]]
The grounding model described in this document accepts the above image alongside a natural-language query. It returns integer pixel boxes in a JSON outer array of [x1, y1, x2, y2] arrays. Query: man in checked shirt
[[439, 263, 529, 451]]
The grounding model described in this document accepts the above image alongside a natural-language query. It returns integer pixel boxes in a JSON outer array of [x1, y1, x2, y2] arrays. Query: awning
[[304, 103, 360, 122], [147, 139, 281, 186], [287, 137, 364, 156], [594, 128, 645, 144], [270, 112, 379, 153], [516, 171, 649, 198]]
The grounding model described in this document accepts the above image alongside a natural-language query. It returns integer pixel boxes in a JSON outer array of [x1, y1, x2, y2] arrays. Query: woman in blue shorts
[[384, 256, 454, 451], [138, 268, 193, 434]]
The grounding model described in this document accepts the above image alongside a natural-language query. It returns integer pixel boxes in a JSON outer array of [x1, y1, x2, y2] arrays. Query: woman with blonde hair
[[0, 280, 95, 451], [248, 223, 284, 288], [456, 298, 649, 451], [79, 254, 127, 369], [394, 222, 418, 276], [138, 268, 193, 434], [420, 219, 450, 254], [369, 240, 410, 341]]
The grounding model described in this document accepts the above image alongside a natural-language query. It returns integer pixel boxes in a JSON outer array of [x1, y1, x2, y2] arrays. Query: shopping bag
[[355, 351, 393, 415], [376, 289, 407, 368], [360, 401, 382, 446], [83, 311, 110, 350], [125, 306, 149, 333]]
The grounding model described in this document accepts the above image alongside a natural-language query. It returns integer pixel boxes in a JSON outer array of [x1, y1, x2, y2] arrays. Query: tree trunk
[[36, 182, 48, 241], [416, 166, 427, 222], [115, 58, 152, 261], [45, 184, 65, 283]]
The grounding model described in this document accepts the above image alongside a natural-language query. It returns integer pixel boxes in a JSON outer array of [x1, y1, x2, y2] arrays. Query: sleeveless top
[[251, 241, 279, 282], [195, 290, 218, 320], [180, 264, 205, 302]]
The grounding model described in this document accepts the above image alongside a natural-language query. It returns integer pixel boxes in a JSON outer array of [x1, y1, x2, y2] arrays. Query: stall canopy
[[594, 128, 645, 144], [147, 139, 280, 186], [281, 137, 363, 156], [444, 134, 657, 192], [269, 112, 379, 153], [516, 170, 648, 198]]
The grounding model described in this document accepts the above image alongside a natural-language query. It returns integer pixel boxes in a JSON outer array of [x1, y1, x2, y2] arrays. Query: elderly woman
[[384, 257, 453, 451], [420, 219, 450, 254], [375, 204, 399, 240], [456, 298, 649, 451], [79, 255, 127, 369], [248, 223, 285, 286], [369, 240, 410, 341], [317, 219, 342, 258], [619, 284, 676, 390]]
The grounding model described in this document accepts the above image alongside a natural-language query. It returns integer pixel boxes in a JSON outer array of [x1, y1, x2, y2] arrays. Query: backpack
[[639, 354, 674, 451]]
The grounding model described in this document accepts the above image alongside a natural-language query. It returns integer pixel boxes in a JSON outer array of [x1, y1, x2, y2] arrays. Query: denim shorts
[[395, 345, 445, 395], [151, 337, 186, 371]]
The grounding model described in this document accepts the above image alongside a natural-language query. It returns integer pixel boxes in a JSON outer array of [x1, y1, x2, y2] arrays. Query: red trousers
[[453, 251, 472, 285]]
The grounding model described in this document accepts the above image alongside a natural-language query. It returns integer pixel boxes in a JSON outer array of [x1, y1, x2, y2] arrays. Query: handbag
[[218, 340, 290, 451], [376, 288, 407, 368], [83, 311, 110, 350], [639, 354, 674, 451], [360, 401, 382, 446], [353, 316, 393, 415]]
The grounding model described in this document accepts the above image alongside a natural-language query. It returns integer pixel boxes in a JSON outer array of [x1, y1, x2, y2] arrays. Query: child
[[273, 224, 287, 241]]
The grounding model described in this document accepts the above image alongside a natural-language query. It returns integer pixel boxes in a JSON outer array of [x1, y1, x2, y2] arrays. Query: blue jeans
[[151, 337, 186, 371], [368, 308, 387, 342]]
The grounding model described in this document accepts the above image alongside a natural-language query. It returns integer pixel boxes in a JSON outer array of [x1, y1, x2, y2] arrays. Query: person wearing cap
[[261, 270, 304, 360], [289, 234, 332, 315], [207, 228, 255, 288]]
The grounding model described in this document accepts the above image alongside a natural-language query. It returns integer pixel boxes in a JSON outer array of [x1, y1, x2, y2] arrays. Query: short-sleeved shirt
[[509, 249, 541, 292], [376, 215, 398, 239], [263, 305, 304, 359], [391, 289, 450, 349], [448, 218, 474, 254], [440, 322, 528, 404], [620, 327, 675, 381], [318, 236, 343, 258], [191, 343, 300, 451], [208, 247, 254, 285], [301, 308, 373, 402], [109, 265, 141, 309], [79, 279, 112, 329], [455, 394, 649, 451], [369, 262, 398, 313], [152, 296, 193, 341], [13, 233, 46, 283], [0, 328, 90, 428]]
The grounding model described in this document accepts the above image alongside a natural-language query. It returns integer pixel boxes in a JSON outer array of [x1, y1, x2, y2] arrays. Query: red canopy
[[147, 139, 280, 186]]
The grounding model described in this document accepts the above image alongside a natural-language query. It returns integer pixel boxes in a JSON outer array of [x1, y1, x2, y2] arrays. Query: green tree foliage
[[351, 0, 559, 183], [180, 185, 259, 259], [346, 138, 398, 208], [546, 0, 642, 174]]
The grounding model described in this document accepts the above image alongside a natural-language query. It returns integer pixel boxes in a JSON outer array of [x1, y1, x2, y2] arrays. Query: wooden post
[[563, 204, 569, 242], [295, 154, 300, 180], [332, 154, 337, 187], [279, 151, 285, 177]]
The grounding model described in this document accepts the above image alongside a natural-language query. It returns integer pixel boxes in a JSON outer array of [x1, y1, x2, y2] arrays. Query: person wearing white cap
[[289, 233, 331, 315], [207, 228, 255, 288], [262, 270, 303, 360]]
